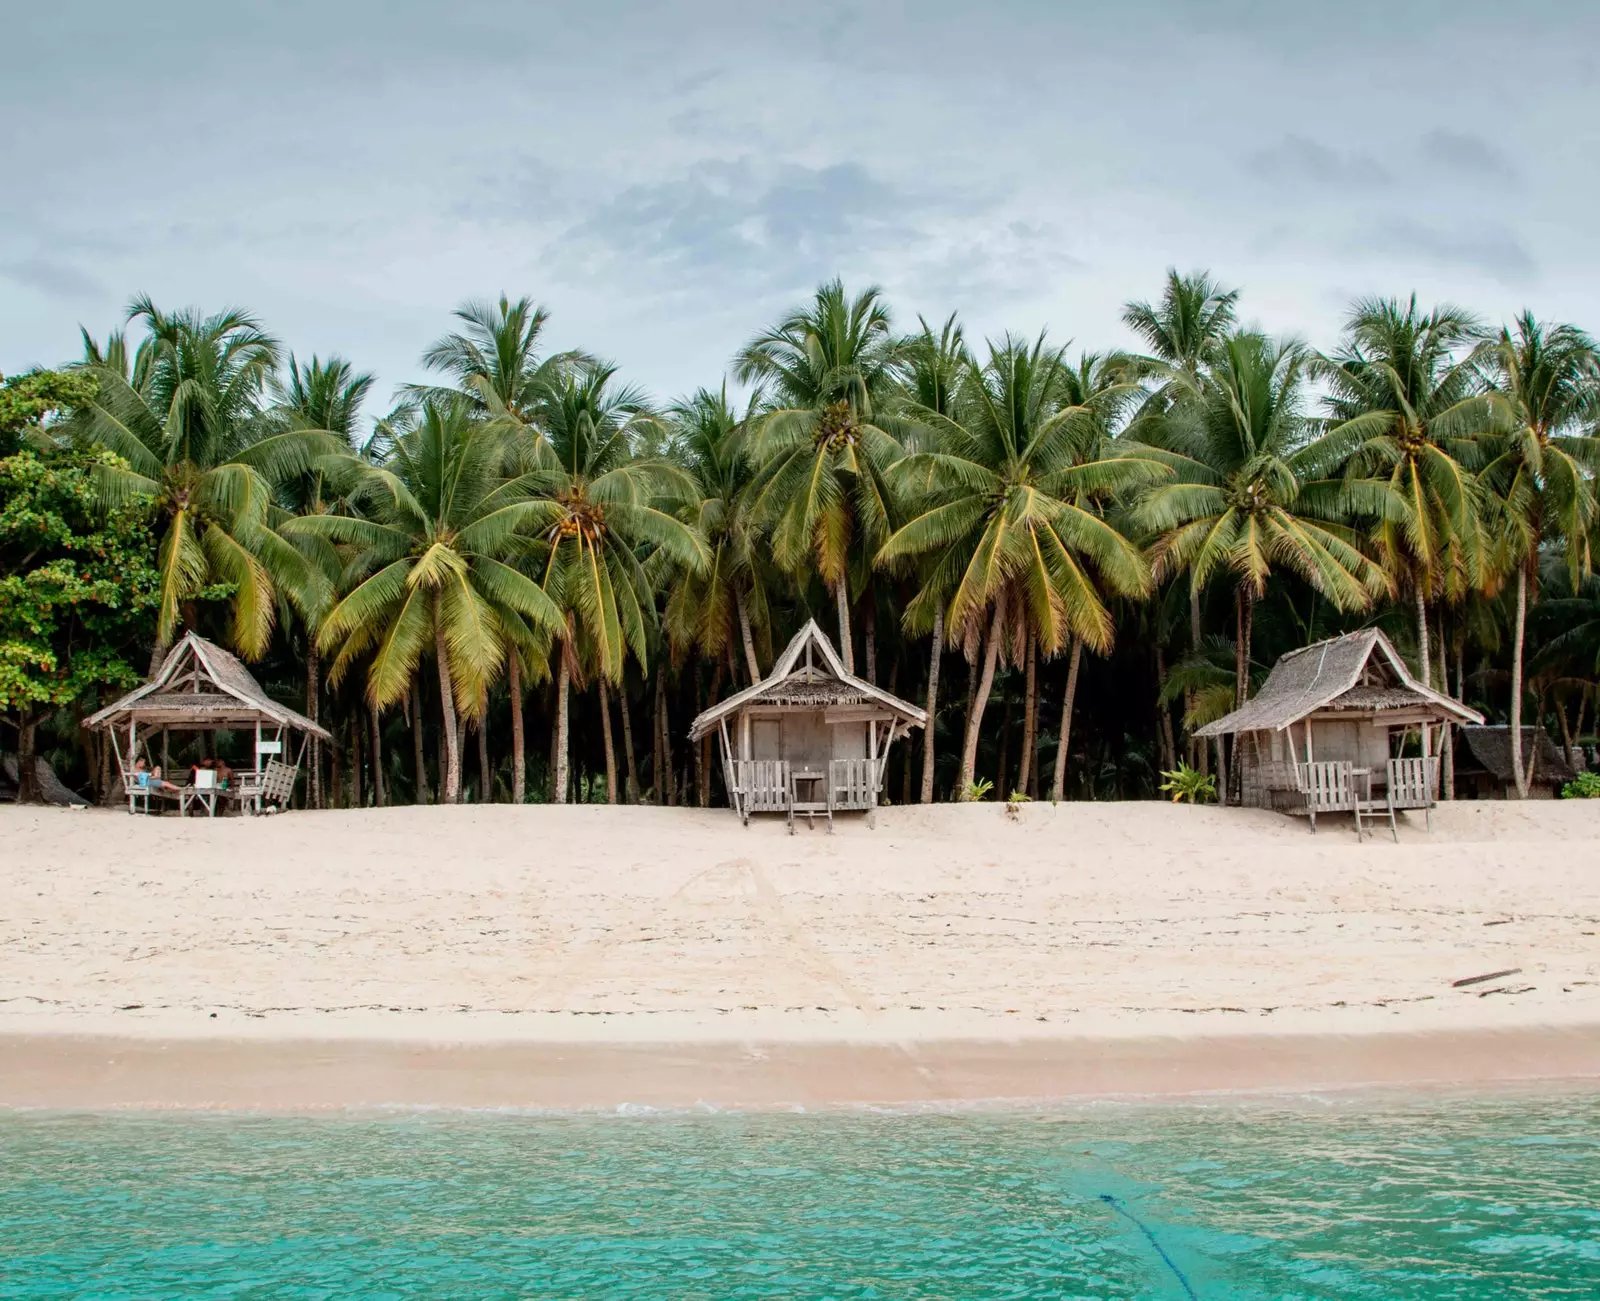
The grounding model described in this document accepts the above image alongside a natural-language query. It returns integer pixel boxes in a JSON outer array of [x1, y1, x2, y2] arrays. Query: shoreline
[[4, 1021, 1597, 1110]]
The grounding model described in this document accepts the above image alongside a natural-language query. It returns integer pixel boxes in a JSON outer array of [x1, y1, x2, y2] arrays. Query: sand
[[2, 799, 1598, 1107]]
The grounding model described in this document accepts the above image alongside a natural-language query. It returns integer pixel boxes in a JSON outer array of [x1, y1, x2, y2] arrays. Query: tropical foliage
[[10, 272, 1600, 807]]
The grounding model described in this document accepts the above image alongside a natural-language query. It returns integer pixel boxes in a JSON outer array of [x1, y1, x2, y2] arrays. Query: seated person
[[213, 758, 233, 789], [133, 758, 179, 793]]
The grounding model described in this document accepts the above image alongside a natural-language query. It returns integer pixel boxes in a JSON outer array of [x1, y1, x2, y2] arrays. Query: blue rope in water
[[1100, 1193, 1199, 1299]]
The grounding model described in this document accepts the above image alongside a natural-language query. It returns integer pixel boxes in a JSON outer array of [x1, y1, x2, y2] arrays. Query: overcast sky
[[4, 0, 1596, 413]]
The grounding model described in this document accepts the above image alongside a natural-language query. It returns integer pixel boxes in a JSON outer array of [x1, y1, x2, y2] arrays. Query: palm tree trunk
[[659, 676, 677, 806], [330, 727, 342, 809], [1556, 694, 1575, 770], [351, 716, 363, 808], [920, 607, 944, 803], [1019, 632, 1038, 797], [369, 702, 386, 807], [508, 652, 525, 804], [1414, 584, 1432, 687], [409, 677, 428, 805], [651, 674, 664, 803], [864, 600, 877, 684], [835, 578, 854, 674], [1050, 640, 1083, 803], [306, 643, 322, 809], [599, 679, 618, 805], [1189, 583, 1204, 772], [553, 649, 571, 804], [957, 602, 1004, 798], [476, 708, 491, 802], [1155, 644, 1177, 773], [736, 589, 761, 684], [619, 683, 640, 803], [147, 635, 171, 680], [432, 590, 461, 804], [1510, 564, 1530, 799]]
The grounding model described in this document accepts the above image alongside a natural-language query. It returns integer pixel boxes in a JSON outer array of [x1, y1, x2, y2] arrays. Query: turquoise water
[[1, 1094, 1596, 1298]]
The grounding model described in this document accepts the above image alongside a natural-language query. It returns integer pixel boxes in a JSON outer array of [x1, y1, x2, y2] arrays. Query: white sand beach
[[2, 800, 1597, 1107]]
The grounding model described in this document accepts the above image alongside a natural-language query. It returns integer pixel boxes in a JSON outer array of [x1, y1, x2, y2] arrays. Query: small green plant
[[1561, 771, 1600, 799], [1159, 762, 1217, 805], [963, 777, 994, 801], [1007, 791, 1032, 804]]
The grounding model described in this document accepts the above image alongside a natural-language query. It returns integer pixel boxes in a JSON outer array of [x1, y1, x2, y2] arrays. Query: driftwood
[[1451, 968, 1522, 988]]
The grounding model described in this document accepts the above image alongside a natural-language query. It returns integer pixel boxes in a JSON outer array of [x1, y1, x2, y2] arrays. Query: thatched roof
[[1195, 628, 1483, 737], [85, 632, 331, 739], [689, 620, 926, 740], [1458, 726, 1575, 785]]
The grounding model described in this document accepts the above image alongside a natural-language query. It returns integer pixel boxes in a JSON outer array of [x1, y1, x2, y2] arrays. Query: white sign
[[255, 740, 283, 755]]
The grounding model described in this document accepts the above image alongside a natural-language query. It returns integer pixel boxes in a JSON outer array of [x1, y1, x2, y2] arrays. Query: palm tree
[[1135, 332, 1387, 714], [1121, 269, 1240, 421], [1477, 312, 1600, 796], [270, 353, 376, 807], [287, 397, 564, 803], [878, 334, 1157, 798], [660, 386, 769, 684], [735, 279, 904, 672], [1316, 296, 1489, 682], [1122, 270, 1241, 762], [77, 299, 336, 669], [898, 314, 970, 801], [520, 363, 709, 803], [411, 294, 584, 431]]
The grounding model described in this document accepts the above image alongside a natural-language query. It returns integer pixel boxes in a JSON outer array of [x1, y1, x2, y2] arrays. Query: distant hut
[[1454, 725, 1575, 799], [689, 620, 926, 829], [1195, 629, 1483, 817], [86, 631, 331, 815]]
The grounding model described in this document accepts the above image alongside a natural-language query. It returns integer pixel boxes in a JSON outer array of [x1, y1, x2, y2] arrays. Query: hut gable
[[689, 620, 926, 741], [1195, 629, 1482, 737], [85, 632, 329, 737]]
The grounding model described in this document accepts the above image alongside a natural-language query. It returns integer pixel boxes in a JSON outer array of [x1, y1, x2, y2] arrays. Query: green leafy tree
[[77, 300, 339, 669], [1, 445, 158, 801], [1477, 313, 1600, 797], [288, 398, 564, 803], [878, 334, 1157, 798], [736, 279, 904, 671]]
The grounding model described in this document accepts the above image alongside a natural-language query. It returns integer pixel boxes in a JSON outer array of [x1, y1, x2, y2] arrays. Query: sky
[[4, 0, 1597, 412]]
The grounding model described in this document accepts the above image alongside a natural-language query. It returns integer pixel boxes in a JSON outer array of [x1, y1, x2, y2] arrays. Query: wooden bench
[[119, 764, 181, 815]]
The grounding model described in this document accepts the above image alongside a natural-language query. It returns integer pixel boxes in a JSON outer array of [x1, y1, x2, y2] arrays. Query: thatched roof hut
[[1196, 629, 1483, 811], [86, 632, 329, 810], [1455, 725, 1575, 799], [689, 620, 925, 826]]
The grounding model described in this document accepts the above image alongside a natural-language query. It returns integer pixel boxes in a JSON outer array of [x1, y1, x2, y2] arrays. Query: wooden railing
[[829, 758, 878, 810]]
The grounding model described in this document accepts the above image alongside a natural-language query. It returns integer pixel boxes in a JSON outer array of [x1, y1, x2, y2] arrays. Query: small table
[[788, 768, 832, 834], [179, 783, 219, 818]]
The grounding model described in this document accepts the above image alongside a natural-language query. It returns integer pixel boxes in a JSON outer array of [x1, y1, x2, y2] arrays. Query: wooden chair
[[1379, 756, 1439, 842], [1300, 760, 1364, 839], [244, 759, 299, 814]]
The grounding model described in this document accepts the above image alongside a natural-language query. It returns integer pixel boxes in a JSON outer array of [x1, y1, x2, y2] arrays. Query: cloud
[[550, 159, 968, 296], [1351, 218, 1535, 283], [1, 255, 107, 301], [1246, 135, 1391, 189], [1418, 128, 1517, 180]]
